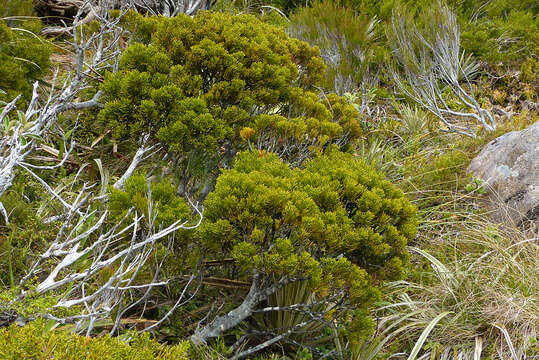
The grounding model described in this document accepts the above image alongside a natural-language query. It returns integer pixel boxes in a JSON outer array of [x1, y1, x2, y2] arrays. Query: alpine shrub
[[98, 12, 361, 164], [197, 148, 417, 335]]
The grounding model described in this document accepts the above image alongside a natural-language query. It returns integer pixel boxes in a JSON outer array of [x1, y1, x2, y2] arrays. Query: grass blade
[[474, 335, 483, 360], [409, 247, 458, 288], [93, 158, 109, 196], [493, 323, 519, 360], [407, 311, 451, 360]]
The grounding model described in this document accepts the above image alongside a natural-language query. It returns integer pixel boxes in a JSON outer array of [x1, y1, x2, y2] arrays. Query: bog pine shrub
[[197, 148, 417, 334], [98, 11, 362, 163], [0, 320, 190, 360]]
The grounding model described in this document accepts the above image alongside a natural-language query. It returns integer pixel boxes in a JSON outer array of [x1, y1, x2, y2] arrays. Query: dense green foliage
[[0, 320, 190, 360], [459, 1, 538, 63], [0, 19, 51, 105], [0, 0, 35, 18], [99, 12, 361, 162], [109, 172, 191, 229], [198, 149, 416, 332]]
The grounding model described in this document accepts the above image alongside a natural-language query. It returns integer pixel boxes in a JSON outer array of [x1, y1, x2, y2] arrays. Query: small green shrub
[[0, 320, 191, 360], [0, 174, 58, 284], [520, 58, 539, 83], [109, 172, 191, 230], [460, 5, 538, 65], [0, 0, 34, 18], [356, 137, 400, 180], [397, 104, 428, 139], [269, 0, 398, 18], [269, 0, 310, 14], [464, 177, 485, 195], [0, 19, 51, 105], [197, 148, 417, 337]]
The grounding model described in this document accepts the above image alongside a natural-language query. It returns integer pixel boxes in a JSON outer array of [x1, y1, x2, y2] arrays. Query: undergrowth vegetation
[[0, 0, 537, 359], [0, 319, 191, 359], [0, 16, 51, 105]]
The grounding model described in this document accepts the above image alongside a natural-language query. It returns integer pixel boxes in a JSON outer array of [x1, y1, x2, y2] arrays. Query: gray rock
[[468, 121, 539, 232]]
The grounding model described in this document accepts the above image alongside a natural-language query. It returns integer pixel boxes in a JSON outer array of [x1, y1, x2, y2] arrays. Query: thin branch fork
[[113, 134, 159, 190], [190, 274, 309, 345]]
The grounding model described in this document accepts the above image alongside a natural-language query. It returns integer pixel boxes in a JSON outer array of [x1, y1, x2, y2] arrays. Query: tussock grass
[[346, 109, 539, 360], [369, 194, 538, 360]]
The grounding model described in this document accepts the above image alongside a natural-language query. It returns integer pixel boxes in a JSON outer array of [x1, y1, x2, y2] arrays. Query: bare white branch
[[11, 180, 203, 334], [389, 3, 495, 137], [113, 134, 160, 190], [0, 1, 125, 223]]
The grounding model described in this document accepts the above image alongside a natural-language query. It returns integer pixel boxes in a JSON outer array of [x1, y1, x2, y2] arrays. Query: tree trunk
[[191, 273, 284, 345]]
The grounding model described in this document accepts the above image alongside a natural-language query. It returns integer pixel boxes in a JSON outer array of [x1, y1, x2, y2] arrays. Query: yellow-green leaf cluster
[[198, 148, 417, 307], [0, 19, 51, 105], [0, 319, 190, 360], [99, 12, 361, 162], [108, 172, 191, 232]]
